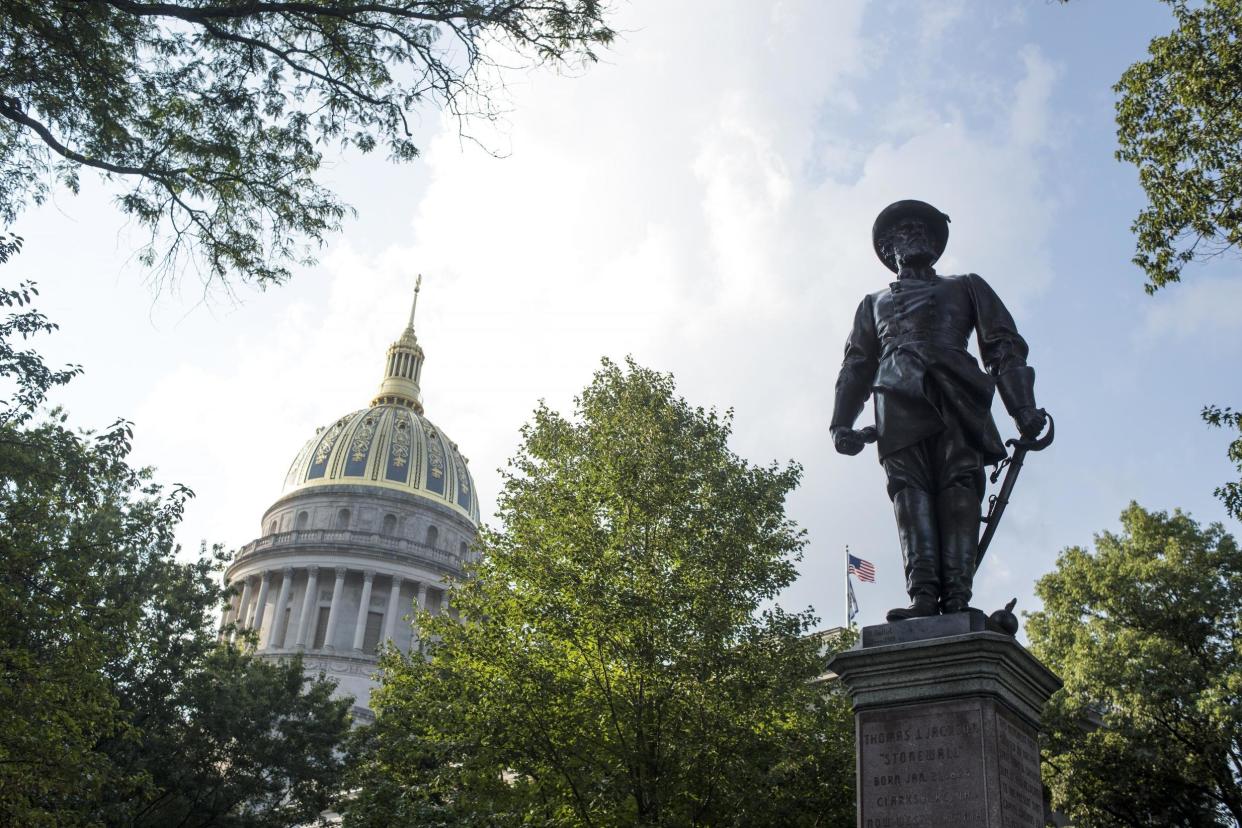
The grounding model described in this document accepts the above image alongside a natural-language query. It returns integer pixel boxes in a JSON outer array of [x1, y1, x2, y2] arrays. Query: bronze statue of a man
[[831, 200, 1048, 622]]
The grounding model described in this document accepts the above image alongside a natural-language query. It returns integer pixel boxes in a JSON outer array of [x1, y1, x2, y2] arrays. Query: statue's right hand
[[831, 426, 868, 456]]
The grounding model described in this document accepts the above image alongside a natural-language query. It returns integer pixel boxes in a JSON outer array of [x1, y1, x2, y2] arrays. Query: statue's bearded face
[[882, 218, 937, 270]]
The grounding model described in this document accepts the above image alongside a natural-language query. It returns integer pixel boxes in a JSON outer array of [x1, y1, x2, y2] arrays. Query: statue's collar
[[896, 265, 937, 282]]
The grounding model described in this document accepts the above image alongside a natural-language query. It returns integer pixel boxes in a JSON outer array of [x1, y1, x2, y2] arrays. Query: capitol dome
[[281, 404, 480, 524], [222, 278, 479, 721]]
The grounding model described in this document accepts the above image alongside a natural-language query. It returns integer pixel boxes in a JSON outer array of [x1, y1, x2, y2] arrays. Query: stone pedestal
[[829, 614, 1062, 828]]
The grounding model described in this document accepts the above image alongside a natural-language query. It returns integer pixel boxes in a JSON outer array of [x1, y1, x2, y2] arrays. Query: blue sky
[[11, 0, 1241, 634]]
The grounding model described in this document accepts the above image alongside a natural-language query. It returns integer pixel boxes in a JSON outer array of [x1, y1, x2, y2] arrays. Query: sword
[[975, 411, 1054, 572]]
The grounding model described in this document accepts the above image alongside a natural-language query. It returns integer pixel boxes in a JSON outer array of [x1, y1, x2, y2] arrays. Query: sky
[[11, 0, 1242, 635]]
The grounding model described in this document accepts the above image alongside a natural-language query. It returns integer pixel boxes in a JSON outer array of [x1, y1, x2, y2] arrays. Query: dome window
[[295, 511, 309, 530], [268, 520, 278, 535], [337, 508, 351, 529], [382, 513, 397, 535], [425, 525, 439, 548]]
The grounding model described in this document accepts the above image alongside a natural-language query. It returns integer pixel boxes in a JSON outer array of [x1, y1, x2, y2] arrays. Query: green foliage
[[1202, 404, 1242, 521], [0, 415, 157, 825], [1027, 504, 1242, 826], [0, 247, 352, 825], [104, 646, 353, 828], [346, 358, 856, 827], [0, 245, 145, 820], [0, 236, 81, 423], [0, 1, 613, 288], [1112, 0, 1242, 292]]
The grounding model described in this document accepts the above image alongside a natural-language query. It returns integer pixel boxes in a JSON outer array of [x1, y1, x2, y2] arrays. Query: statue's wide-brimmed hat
[[872, 199, 951, 273]]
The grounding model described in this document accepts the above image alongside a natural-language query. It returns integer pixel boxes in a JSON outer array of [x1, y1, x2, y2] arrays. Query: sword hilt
[[1006, 410, 1055, 452]]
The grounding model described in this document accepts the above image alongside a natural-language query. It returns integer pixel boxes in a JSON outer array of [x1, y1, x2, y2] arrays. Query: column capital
[[259, 569, 272, 584], [305, 564, 319, 576], [362, 569, 375, 584], [281, 565, 294, 576], [390, 573, 404, 587], [334, 566, 348, 579]]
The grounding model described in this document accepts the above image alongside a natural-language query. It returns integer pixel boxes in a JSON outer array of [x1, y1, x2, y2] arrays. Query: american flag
[[848, 553, 876, 583]]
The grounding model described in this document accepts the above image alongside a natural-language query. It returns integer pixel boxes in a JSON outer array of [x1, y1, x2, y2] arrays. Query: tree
[[1026, 504, 1242, 827], [0, 1, 613, 288], [1202, 405, 1242, 521], [101, 646, 353, 827], [1098, 0, 1242, 292], [345, 358, 856, 827], [0, 256, 141, 821], [0, 249, 351, 825]]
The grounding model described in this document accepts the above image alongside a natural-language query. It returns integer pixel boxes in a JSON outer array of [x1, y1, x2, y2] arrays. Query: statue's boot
[[938, 487, 981, 614], [886, 488, 942, 622]]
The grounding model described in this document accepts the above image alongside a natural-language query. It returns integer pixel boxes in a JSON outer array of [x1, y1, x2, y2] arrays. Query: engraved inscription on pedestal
[[858, 700, 988, 828], [995, 710, 1043, 828], [830, 629, 1062, 828]]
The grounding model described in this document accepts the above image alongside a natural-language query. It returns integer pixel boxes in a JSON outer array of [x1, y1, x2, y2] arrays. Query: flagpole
[[844, 544, 850, 629]]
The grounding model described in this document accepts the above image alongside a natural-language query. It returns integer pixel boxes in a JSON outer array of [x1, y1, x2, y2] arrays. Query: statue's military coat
[[830, 273, 1034, 465]]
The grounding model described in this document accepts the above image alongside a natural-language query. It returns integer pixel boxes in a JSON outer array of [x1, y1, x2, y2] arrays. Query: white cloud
[[124, 0, 1066, 625], [1141, 276, 1242, 342]]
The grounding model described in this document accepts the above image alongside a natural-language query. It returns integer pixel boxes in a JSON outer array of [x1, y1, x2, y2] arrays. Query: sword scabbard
[[974, 412, 1054, 573]]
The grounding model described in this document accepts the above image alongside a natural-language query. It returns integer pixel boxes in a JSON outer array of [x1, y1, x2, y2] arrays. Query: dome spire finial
[[407, 274, 422, 331], [372, 274, 427, 413]]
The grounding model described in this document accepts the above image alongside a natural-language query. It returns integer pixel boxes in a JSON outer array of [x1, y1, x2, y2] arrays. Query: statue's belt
[[880, 331, 966, 358]]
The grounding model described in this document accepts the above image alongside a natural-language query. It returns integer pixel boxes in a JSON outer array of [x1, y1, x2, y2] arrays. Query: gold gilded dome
[[280, 277, 479, 523]]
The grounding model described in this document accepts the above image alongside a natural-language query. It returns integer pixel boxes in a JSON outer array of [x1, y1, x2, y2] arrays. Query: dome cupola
[[373, 275, 426, 412], [277, 277, 479, 522]]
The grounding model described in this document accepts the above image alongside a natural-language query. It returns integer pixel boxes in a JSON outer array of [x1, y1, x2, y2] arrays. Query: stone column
[[250, 569, 272, 633], [828, 614, 1062, 828], [322, 566, 347, 652], [383, 575, 404, 644], [295, 565, 319, 649], [235, 576, 254, 631], [266, 566, 294, 650], [352, 570, 376, 652]]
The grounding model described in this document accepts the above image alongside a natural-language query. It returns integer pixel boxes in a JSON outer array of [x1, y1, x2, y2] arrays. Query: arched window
[[382, 513, 397, 535], [295, 511, 309, 530], [268, 520, 278, 535], [459, 541, 468, 558], [425, 525, 439, 548], [336, 508, 351, 529]]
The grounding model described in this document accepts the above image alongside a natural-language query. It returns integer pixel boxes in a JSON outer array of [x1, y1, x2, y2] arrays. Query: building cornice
[[261, 482, 479, 533], [225, 528, 464, 581]]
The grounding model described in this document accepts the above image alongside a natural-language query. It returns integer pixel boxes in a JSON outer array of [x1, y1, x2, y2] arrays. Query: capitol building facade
[[222, 284, 479, 720]]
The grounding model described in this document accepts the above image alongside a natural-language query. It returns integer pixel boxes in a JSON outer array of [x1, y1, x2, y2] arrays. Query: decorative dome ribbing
[[280, 279, 480, 523]]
